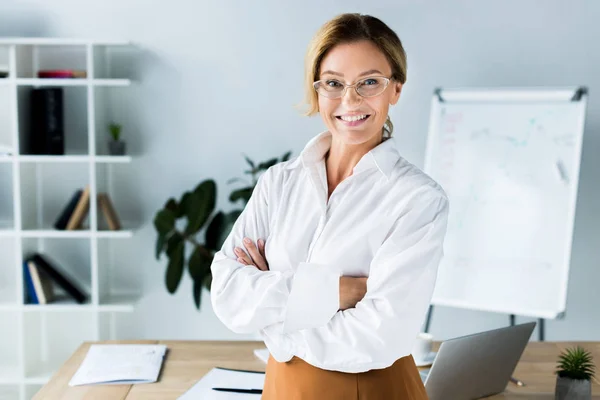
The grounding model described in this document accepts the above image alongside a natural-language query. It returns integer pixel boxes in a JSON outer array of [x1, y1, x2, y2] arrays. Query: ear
[[389, 82, 403, 106]]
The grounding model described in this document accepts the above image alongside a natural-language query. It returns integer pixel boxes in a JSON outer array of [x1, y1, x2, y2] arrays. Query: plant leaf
[[155, 232, 167, 260], [258, 158, 278, 170], [203, 272, 213, 291], [227, 177, 248, 185], [229, 187, 253, 203], [188, 245, 212, 281], [184, 180, 216, 235], [178, 191, 192, 218], [165, 233, 185, 294], [243, 154, 256, 169], [193, 279, 202, 309], [281, 151, 292, 161], [205, 210, 242, 251], [164, 197, 178, 213], [153, 209, 175, 235]]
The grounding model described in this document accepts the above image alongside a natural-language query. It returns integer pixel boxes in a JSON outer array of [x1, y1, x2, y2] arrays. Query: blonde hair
[[303, 13, 407, 139]]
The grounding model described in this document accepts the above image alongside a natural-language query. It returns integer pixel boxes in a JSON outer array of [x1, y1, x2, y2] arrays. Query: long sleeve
[[210, 167, 293, 333], [210, 166, 340, 334], [270, 192, 450, 372]]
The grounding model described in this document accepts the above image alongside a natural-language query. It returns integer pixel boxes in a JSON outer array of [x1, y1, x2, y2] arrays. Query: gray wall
[[1, 0, 599, 342]]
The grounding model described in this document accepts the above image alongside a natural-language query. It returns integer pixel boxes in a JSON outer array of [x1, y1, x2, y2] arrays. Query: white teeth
[[340, 114, 367, 122]]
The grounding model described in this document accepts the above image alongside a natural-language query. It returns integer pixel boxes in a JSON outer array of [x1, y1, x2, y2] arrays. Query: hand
[[339, 276, 368, 311], [234, 237, 269, 271]]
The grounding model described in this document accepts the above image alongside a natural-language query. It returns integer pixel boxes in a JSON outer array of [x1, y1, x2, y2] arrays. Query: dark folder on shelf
[[30, 253, 87, 304], [54, 189, 83, 230]]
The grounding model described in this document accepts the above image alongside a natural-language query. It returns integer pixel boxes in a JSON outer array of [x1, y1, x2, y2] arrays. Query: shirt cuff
[[282, 262, 340, 333]]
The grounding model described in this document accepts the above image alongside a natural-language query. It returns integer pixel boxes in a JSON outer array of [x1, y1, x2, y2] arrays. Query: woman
[[210, 13, 449, 399]]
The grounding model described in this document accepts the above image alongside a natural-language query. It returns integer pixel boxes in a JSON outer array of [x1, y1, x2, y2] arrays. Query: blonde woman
[[211, 13, 449, 399]]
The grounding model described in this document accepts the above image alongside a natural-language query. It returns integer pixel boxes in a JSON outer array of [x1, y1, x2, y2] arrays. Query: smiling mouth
[[336, 114, 370, 122]]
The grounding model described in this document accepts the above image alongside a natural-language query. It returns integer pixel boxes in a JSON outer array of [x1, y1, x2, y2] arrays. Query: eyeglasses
[[313, 76, 392, 99]]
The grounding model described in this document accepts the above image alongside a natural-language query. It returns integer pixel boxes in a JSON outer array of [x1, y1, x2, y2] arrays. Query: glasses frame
[[313, 75, 392, 99]]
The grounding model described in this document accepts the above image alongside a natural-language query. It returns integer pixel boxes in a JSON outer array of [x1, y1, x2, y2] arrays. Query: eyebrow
[[320, 69, 384, 78]]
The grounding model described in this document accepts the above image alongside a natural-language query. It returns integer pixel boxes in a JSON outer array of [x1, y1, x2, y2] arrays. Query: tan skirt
[[262, 354, 428, 400]]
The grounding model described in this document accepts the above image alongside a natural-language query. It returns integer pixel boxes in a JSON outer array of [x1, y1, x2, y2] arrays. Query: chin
[[330, 123, 381, 145]]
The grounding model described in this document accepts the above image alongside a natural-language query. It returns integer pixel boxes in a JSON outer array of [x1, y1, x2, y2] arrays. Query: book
[[28, 260, 55, 304], [68, 344, 167, 386], [38, 69, 87, 79], [98, 193, 122, 230], [66, 186, 90, 230], [54, 189, 83, 230], [31, 253, 87, 304], [23, 261, 38, 304]]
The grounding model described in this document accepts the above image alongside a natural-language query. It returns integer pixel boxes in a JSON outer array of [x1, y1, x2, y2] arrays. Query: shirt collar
[[284, 130, 400, 180]]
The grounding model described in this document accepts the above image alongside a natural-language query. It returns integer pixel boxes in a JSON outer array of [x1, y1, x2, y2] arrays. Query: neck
[[325, 131, 383, 183]]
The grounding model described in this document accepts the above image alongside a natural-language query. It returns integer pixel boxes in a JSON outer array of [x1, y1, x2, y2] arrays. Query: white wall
[[1, 0, 599, 342]]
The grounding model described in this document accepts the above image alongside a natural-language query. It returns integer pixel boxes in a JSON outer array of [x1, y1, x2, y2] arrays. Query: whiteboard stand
[[422, 86, 588, 343]]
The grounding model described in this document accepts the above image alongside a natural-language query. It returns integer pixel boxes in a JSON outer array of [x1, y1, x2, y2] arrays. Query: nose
[[341, 86, 362, 108]]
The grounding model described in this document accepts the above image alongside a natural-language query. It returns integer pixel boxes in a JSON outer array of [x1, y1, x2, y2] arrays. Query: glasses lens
[[357, 77, 388, 97], [315, 80, 344, 98]]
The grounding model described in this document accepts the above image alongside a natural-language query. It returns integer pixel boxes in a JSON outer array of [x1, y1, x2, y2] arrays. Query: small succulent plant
[[556, 346, 595, 381], [108, 122, 122, 141]]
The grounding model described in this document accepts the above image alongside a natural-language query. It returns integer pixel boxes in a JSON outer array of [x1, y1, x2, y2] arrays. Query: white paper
[[178, 368, 265, 400], [68, 344, 167, 386], [253, 348, 269, 364]]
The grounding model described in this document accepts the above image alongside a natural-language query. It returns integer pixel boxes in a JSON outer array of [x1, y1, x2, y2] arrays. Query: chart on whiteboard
[[428, 102, 582, 317]]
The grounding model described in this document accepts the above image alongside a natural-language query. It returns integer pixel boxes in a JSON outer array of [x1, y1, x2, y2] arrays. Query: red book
[[38, 70, 87, 78]]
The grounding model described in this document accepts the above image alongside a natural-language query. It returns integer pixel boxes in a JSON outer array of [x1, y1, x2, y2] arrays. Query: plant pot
[[108, 140, 126, 156], [555, 376, 591, 400]]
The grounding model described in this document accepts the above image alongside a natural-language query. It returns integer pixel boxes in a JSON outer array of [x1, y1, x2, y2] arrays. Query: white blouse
[[210, 130, 449, 373]]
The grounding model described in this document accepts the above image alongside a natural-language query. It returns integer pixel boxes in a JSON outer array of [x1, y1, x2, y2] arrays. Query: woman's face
[[317, 40, 403, 145]]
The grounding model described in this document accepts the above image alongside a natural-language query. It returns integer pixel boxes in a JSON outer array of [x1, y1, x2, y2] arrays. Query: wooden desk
[[34, 340, 600, 399]]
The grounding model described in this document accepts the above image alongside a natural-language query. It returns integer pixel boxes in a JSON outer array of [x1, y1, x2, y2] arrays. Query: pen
[[509, 376, 525, 387], [212, 387, 263, 394]]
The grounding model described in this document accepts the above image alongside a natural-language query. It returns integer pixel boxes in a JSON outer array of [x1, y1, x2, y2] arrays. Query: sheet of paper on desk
[[68, 344, 167, 386], [178, 368, 265, 399]]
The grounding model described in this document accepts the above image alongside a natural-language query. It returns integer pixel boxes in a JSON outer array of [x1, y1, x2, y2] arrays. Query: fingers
[[234, 238, 269, 271], [234, 247, 251, 265], [242, 237, 269, 271], [258, 239, 266, 259]]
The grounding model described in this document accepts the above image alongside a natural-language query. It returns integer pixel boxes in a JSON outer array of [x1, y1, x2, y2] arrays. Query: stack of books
[[23, 253, 87, 305], [54, 186, 122, 231]]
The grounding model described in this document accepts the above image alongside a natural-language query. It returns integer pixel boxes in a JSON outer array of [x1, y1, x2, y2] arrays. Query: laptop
[[420, 322, 536, 400]]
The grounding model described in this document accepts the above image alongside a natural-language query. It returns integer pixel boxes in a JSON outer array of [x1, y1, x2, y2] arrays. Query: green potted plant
[[153, 151, 291, 309], [108, 122, 126, 155], [555, 345, 595, 400]]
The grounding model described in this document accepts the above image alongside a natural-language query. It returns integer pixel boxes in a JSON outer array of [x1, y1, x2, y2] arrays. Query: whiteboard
[[423, 87, 588, 319]]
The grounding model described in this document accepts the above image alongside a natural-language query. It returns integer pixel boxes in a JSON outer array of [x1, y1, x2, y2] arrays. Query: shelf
[[20, 227, 134, 239], [15, 78, 131, 87], [95, 155, 132, 163], [23, 295, 136, 312], [19, 155, 90, 163], [0, 38, 131, 46], [2, 39, 137, 399], [18, 155, 132, 163]]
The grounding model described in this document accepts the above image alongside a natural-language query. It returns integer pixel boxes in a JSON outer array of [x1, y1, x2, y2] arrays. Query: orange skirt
[[262, 354, 428, 400]]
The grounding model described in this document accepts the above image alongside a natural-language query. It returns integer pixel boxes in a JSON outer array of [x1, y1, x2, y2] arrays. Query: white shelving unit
[[0, 38, 140, 400]]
